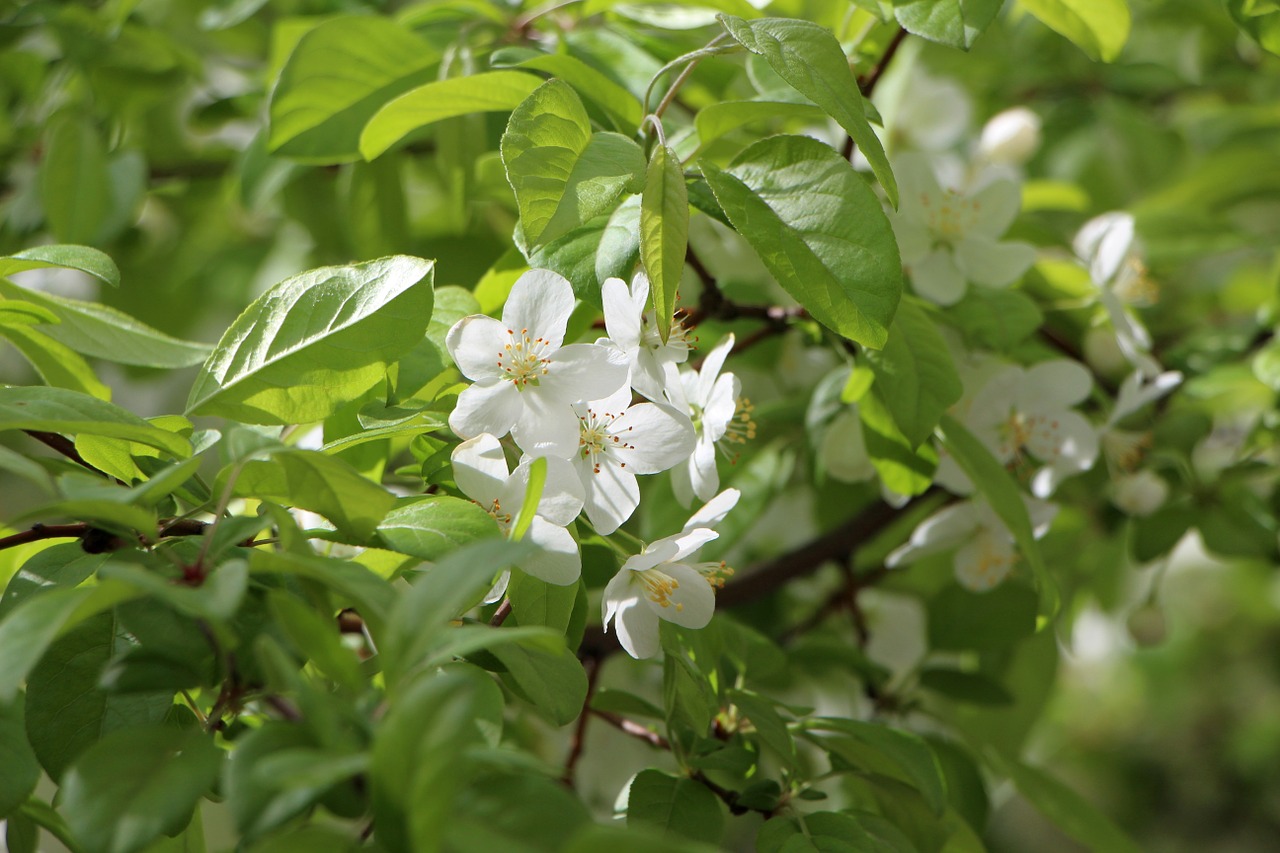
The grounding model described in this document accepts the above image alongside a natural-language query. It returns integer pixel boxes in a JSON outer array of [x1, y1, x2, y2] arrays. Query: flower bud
[[1127, 602, 1167, 647], [1111, 470, 1169, 517], [979, 107, 1041, 165]]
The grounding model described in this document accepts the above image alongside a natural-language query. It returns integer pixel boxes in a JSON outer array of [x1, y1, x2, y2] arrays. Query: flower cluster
[[445, 268, 753, 658]]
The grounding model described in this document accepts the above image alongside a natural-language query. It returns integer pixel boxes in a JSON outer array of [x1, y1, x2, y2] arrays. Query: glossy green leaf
[[187, 255, 434, 425], [62, 726, 221, 853], [1008, 760, 1143, 853], [492, 633, 588, 726], [0, 301, 58, 326], [0, 325, 110, 400], [508, 572, 579, 634], [806, 717, 948, 815], [269, 16, 439, 162], [626, 770, 725, 845], [1019, 0, 1131, 61], [509, 54, 643, 129], [865, 299, 962, 447], [360, 71, 542, 160], [640, 145, 688, 344], [0, 696, 39, 818], [98, 559, 248, 623], [321, 403, 446, 453], [40, 114, 110, 244], [718, 15, 897, 206], [1228, 0, 1280, 54], [701, 135, 901, 348], [0, 245, 119, 288], [0, 281, 209, 367], [24, 611, 172, 780], [937, 414, 1058, 615], [502, 80, 645, 249], [0, 387, 189, 457], [377, 496, 501, 561], [528, 196, 642, 307], [232, 449, 396, 541], [894, 0, 1002, 49]]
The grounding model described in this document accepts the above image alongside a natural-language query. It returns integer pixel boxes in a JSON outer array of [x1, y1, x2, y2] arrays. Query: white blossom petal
[[954, 236, 1036, 288], [695, 334, 735, 405], [886, 503, 980, 568], [602, 276, 642, 350], [511, 390, 581, 459], [446, 315, 509, 382], [702, 373, 740, 444], [611, 403, 695, 474], [954, 529, 1016, 591], [450, 380, 522, 441], [910, 248, 968, 306], [451, 433, 509, 507], [542, 344, 629, 404], [523, 517, 581, 585], [1019, 360, 1093, 409], [602, 573, 659, 660], [501, 269, 575, 348], [578, 455, 640, 535], [645, 561, 715, 629], [509, 454, 584, 526], [968, 179, 1022, 238]]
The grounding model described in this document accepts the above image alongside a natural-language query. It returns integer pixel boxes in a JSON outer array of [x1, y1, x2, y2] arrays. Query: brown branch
[[489, 598, 513, 627], [0, 517, 258, 554], [0, 523, 88, 551], [562, 656, 601, 787], [23, 429, 121, 481], [843, 26, 909, 161], [592, 710, 671, 750]]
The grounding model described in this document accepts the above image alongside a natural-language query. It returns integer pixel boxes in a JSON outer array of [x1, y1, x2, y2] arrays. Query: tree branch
[[843, 26, 909, 161], [562, 656, 601, 787], [591, 709, 671, 750]]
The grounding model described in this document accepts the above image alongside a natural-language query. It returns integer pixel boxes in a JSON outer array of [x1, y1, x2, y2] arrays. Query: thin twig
[[562, 656, 601, 786], [490, 598, 513, 627], [23, 429, 124, 483], [843, 26, 909, 161], [592, 710, 671, 749]]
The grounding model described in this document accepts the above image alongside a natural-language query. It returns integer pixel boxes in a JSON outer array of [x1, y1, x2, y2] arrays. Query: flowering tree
[[0, 0, 1277, 850]]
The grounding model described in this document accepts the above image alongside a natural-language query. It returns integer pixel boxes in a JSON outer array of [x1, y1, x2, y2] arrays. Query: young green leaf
[[864, 299, 963, 447], [894, 0, 1002, 50], [492, 635, 589, 726], [626, 770, 725, 845], [39, 114, 111, 244], [1019, 0, 1131, 62], [936, 414, 1058, 615], [0, 245, 119, 288], [506, 54, 643, 130], [717, 15, 898, 207], [377, 496, 501, 561], [640, 145, 688, 344], [701, 135, 901, 348], [269, 16, 439, 162], [693, 100, 824, 155], [502, 80, 645, 249], [360, 71, 543, 160], [528, 197, 642, 307], [0, 325, 111, 400], [187, 255, 434, 425], [510, 456, 547, 542], [804, 717, 948, 815], [0, 387, 189, 457]]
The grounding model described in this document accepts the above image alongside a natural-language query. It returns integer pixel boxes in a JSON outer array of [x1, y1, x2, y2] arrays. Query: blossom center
[[640, 311, 695, 354], [921, 190, 980, 241], [717, 397, 758, 463], [694, 560, 735, 589], [637, 566, 682, 611], [497, 328, 551, 389], [997, 410, 1060, 461], [578, 407, 634, 474], [480, 498, 513, 530]]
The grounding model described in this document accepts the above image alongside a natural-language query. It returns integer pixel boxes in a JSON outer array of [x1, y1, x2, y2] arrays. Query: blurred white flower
[[1073, 212, 1161, 378], [1111, 470, 1169, 517], [977, 107, 1042, 166]]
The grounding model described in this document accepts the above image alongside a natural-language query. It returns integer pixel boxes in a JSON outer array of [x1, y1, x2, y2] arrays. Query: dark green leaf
[[40, 115, 110, 244], [491, 634, 588, 726], [865, 299, 963, 447], [0, 695, 39, 818], [941, 286, 1043, 352], [1008, 760, 1143, 853], [232, 449, 396, 541], [919, 667, 1013, 706], [805, 718, 948, 815], [927, 582, 1039, 651]]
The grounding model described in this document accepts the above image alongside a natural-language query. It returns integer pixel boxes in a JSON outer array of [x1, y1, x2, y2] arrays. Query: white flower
[[601, 271, 693, 402], [889, 154, 1037, 306], [451, 433, 584, 586], [572, 385, 695, 535], [977, 107, 1041, 166], [663, 335, 756, 507], [1099, 369, 1182, 473], [887, 496, 1057, 592], [446, 269, 628, 459], [820, 408, 875, 483], [602, 489, 739, 659], [1111, 470, 1168, 517], [1073, 212, 1161, 378]]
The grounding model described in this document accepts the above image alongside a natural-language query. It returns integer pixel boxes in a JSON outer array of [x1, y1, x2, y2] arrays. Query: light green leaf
[[511, 457, 546, 542], [508, 54, 643, 129], [805, 717, 948, 815], [269, 16, 440, 162], [528, 197, 642, 307], [936, 414, 1058, 615], [1018, 0, 1131, 61], [701, 135, 901, 348], [718, 14, 897, 206], [360, 71, 543, 161], [508, 573, 579, 634], [865, 299, 963, 447], [0, 387, 189, 458], [894, 0, 1002, 49], [320, 403, 446, 453], [0, 325, 111, 400], [232, 449, 396, 541], [62, 726, 221, 853], [377, 496, 501, 561], [0, 245, 119, 288], [39, 115, 111, 244], [641, 145, 688, 344], [626, 770, 725, 845], [693, 100, 824, 154], [0, 301, 58, 327], [0, 282, 210, 368], [1007, 761, 1143, 853], [1228, 0, 1280, 55], [187, 255, 434, 425], [502, 80, 645, 249]]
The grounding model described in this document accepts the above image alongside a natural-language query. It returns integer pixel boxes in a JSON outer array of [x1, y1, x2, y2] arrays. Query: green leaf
[[702, 135, 901, 348], [1228, 0, 1280, 55], [246, 826, 359, 853], [528, 196, 642, 307], [269, 16, 439, 162], [727, 689, 797, 767], [268, 592, 364, 692], [62, 726, 221, 853], [0, 695, 39, 818], [0, 387, 190, 458], [502, 80, 645, 249], [0, 325, 111, 400], [224, 723, 319, 839], [508, 572, 579, 634], [40, 114, 111, 244], [865, 299, 962, 447], [98, 559, 248, 623], [187, 255, 434, 425], [508, 54, 643, 129], [693, 100, 824, 154], [0, 245, 119, 288], [249, 550, 395, 639], [491, 634, 589, 727], [0, 281, 211, 368], [24, 611, 172, 780], [927, 582, 1039, 651], [232, 449, 396, 541], [360, 71, 543, 160], [1007, 761, 1143, 853], [1019, 0, 1131, 61], [894, 0, 1002, 49], [377, 496, 501, 561], [626, 770, 725, 845], [0, 301, 58, 327], [446, 772, 591, 851], [717, 15, 897, 207], [919, 667, 1013, 706], [805, 718, 948, 815], [641, 145, 688, 344], [941, 286, 1043, 352], [936, 414, 1058, 616], [0, 581, 141, 702], [0, 544, 106, 621], [858, 388, 939, 496], [511, 456, 546, 542]]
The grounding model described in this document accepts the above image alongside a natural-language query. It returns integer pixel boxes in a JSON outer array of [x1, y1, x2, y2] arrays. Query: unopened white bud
[[1111, 470, 1168, 517], [979, 107, 1041, 165]]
